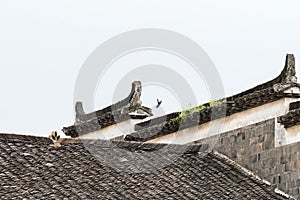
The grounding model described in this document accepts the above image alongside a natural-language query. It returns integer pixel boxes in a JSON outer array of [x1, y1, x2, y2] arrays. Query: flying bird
[[156, 99, 162, 108]]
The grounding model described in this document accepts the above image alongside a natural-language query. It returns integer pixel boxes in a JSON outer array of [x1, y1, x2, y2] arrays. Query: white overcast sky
[[0, 0, 300, 136]]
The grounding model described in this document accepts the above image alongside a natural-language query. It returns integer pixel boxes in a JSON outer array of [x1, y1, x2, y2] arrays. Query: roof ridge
[[0, 133, 52, 143], [227, 54, 297, 101], [74, 81, 152, 123], [109, 140, 209, 154], [127, 87, 300, 142], [63, 81, 152, 137], [0, 133, 83, 145], [0, 133, 210, 152]]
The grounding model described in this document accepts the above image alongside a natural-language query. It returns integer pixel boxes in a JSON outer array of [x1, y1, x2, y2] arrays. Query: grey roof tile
[[0, 133, 291, 199]]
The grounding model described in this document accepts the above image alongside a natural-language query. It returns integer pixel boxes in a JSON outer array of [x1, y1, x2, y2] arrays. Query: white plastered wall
[[79, 119, 142, 140]]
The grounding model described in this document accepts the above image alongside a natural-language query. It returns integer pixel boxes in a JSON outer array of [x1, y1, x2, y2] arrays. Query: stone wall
[[196, 119, 300, 198]]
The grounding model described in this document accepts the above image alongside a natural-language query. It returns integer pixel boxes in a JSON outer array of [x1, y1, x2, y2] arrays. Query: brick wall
[[196, 119, 300, 198]]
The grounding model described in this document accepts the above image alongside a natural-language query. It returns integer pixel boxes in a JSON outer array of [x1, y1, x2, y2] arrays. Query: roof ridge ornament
[[75, 102, 86, 123], [49, 131, 61, 147], [129, 81, 142, 112], [273, 54, 299, 92], [281, 54, 297, 83], [74, 81, 152, 123]]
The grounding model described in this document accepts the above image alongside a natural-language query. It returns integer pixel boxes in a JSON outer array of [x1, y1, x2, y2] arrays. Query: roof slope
[[0, 133, 291, 199]]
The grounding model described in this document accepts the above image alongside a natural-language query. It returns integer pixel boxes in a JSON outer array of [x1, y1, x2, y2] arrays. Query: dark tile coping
[[126, 87, 300, 142], [278, 108, 300, 128]]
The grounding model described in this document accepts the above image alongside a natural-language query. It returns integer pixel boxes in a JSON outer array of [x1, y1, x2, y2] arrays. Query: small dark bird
[[156, 99, 162, 108]]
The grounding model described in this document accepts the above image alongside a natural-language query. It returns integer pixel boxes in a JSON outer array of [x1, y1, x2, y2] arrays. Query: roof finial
[[282, 54, 297, 83], [129, 81, 142, 112], [49, 131, 61, 147], [273, 54, 299, 92], [75, 101, 86, 122], [128, 81, 153, 116]]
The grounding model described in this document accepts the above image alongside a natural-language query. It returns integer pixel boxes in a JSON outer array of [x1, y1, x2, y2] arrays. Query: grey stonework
[[194, 118, 300, 198], [275, 119, 287, 147]]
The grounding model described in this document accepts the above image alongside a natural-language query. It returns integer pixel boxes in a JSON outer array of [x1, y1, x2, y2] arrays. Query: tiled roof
[[125, 54, 300, 142], [62, 54, 300, 140], [128, 88, 300, 142], [0, 133, 291, 199], [62, 81, 152, 138]]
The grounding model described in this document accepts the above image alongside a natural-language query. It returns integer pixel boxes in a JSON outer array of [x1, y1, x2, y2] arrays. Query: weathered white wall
[[79, 119, 142, 140], [147, 98, 299, 144], [274, 118, 287, 147]]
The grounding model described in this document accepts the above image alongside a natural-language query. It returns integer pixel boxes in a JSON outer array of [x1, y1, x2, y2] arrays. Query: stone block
[[281, 156, 289, 164], [237, 132, 246, 141], [285, 163, 293, 171], [236, 148, 245, 159], [292, 152, 299, 162], [263, 141, 273, 150], [288, 180, 296, 188], [276, 165, 286, 174], [255, 143, 263, 152], [272, 175, 278, 184], [229, 135, 237, 143], [289, 171, 299, 181], [297, 179, 300, 187], [222, 137, 230, 146], [291, 144, 300, 153], [277, 182, 287, 192], [255, 126, 263, 135], [257, 134, 265, 143], [250, 154, 258, 163], [249, 137, 257, 145], [294, 160, 300, 169], [263, 158, 275, 168], [291, 188, 300, 196], [270, 167, 277, 175], [282, 173, 290, 183], [268, 149, 277, 159]]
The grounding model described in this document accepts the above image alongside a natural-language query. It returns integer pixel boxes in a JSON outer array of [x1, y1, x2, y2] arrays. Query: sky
[[0, 0, 300, 136]]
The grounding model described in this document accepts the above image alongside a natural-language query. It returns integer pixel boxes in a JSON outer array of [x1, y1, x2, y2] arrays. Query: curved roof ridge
[[127, 54, 300, 141], [228, 54, 297, 101]]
